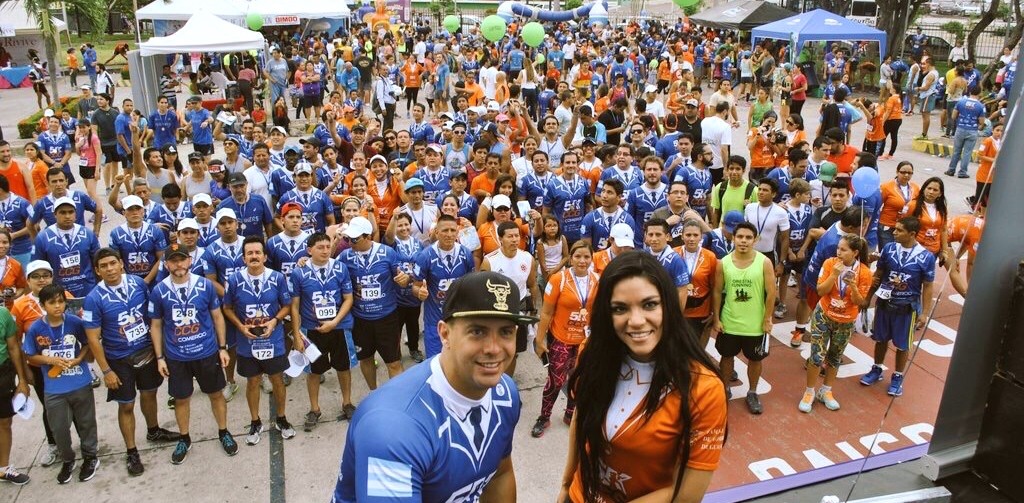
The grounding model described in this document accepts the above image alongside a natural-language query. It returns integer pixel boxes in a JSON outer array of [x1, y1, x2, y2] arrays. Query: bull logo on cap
[[486, 279, 512, 311]]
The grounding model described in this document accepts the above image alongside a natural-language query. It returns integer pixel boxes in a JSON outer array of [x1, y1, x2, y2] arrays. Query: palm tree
[[1, 0, 107, 103]]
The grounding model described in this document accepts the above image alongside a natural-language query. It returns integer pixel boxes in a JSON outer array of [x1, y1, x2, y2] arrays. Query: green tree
[[875, 0, 930, 59], [683, 1, 704, 16], [942, 20, 966, 40], [565, 0, 583, 10]]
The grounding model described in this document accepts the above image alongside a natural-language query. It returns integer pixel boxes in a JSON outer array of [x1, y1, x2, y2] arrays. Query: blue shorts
[[871, 301, 917, 352], [919, 94, 937, 113]]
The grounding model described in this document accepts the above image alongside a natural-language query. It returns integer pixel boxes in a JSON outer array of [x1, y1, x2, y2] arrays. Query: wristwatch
[[219, 345, 228, 350]]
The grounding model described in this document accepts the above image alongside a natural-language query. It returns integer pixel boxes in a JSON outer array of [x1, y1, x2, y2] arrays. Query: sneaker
[[957, 173, 970, 179], [276, 417, 296, 440], [79, 456, 99, 482], [773, 303, 787, 319], [171, 440, 191, 464], [798, 390, 814, 413], [303, 410, 322, 432], [409, 349, 425, 363], [0, 466, 30, 485], [787, 274, 798, 287], [816, 389, 841, 410], [224, 381, 240, 402], [888, 373, 905, 396], [126, 450, 144, 476], [745, 392, 763, 415], [530, 416, 551, 438], [790, 329, 804, 348], [57, 461, 75, 484], [246, 420, 264, 445], [220, 431, 238, 456], [146, 427, 181, 442], [944, 169, 956, 176], [261, 375, 273, 394], [101, 214, 109, 223], [338, 403, 357, 421], [964, 196, 976, 210], [563, 410, 573, 426], [730, 369, 739, 382], [40, 444, 59, 467], [861, 365, 884, 386], [282, 374, 292, 386], [914, 135, 929, 140]]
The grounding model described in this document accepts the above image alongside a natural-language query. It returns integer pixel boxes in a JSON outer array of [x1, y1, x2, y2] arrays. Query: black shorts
[[761, 250, 779, 267], [79, 164, 97, 180], [354, 311, 403, 363], [715, 332, 771, 362], [166, 353, 226, 399], [301, 94, 321, 109], [107, 353, 164, 403], [192, 143, 214, 156], [784, 258, 807, 275], [101, 144, 121, 164], [305, 328, 353, 373], [237, 354, 289, 378], [740, 76, 753, 84], [0, 360, 17, 419]]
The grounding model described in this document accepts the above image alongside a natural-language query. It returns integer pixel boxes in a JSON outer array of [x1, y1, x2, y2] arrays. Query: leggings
[[405, 87, 420, 111], [791, 99, 806, 116], [521, 87, 538, 121], [540, 336, 579, 419], [395, 304, 422, 351], [863, 138, 884, 158], [883, 119, 903, 156]]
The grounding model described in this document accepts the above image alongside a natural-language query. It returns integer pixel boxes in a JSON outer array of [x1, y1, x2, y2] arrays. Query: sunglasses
[[453, 131, 466, 135], [631, 130, 644, 134], [385, 137, 396, 141]]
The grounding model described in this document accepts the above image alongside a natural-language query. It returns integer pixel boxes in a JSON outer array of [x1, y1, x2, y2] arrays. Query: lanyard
[[569, 271, 591, 307], [172, 277, 197, 306], [898, 183, 912, 204], [409, 206, 426, 234], [755, 205, 773, 236]]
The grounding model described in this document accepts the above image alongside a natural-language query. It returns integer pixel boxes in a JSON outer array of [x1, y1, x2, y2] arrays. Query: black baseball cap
[[441, 272, 539, 325], [188, 152, 204, 162], [227, 172, 248, 186], [165, 243, 190, 260]]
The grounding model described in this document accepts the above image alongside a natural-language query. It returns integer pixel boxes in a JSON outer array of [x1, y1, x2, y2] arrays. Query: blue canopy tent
[[751, 9, 886, 65]]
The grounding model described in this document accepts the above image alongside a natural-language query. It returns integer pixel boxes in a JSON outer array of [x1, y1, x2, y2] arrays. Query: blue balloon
[[852, 168, 881, 198]]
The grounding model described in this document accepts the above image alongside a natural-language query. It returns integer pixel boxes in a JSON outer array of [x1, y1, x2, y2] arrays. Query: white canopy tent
[[135, 0, 351, 26], [135, 0, 246, 22], [0, 1, 72, 64], [247, 0, 351, 19], [139, 11, 266, 56]]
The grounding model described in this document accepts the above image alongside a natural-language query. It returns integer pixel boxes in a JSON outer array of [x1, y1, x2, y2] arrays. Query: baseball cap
[[581, 138, 597, 146], [227, 172, 248, 186], [723, 210, 745, 233], [450, 170, 468, 180], [299, 136, 322, 148], [426, 144, 444, 154], [163, 145, 177, 154], [685, 99, 700, 107], [609, 223, 635, 248], [43, 109, 55, 117], [188, 151, 204, 162], [644, 84, 658, 93], [26, 260, 53, 277], [279, 202, 303, 217], [223, 136, 239, 145], [482, 122, 499, 135], [165, 243, 190, 260], [80, 84, 91, 90], [352, 123, 367, 132], [191, 193, 212, 206], [369, 154, 389, 165], [441, 271, 540, 324], [177, 218, 200, 231], [469, 106, 486, 115], [342, 216, 374, 238], [442, 121, 455, 130], [53, 196, 76, 210], [270, 125, 287, 136], [818, 161, 838, 183], [491, 194, 512, 209], [294, 162, 313, 175], [404, 178, 424, 192], [121, 195, 144, 209], [486, 101, 501, 112], [283, 145, 302, 155], [215, 208, 238, 224]]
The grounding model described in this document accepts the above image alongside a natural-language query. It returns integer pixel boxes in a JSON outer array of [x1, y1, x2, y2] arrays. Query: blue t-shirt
[[518, 171, 553, 210], [544, 175, 589, 242], [149, 274, 222, 361], [82, 275, 151, 359], [703, 229, 734, 259], [33, 225, 100, 297], [277, 188, 335, 233], [414, 167, 452, 205], [955, 97, 985, 132], [627, 183, 668, 226], [598, 165, 644, 193], [270, 167, 297, 199], [149, 110, 179, 149], [548, 49, 565, 70], [339, 242, 401, 320], [409, 121, 435, 144], [206, 238, 245, 286], [786, 203, 814, 253], [803, 223, 846, 287], [33, 191, 97, 227], [115, 112, 134, 156], [23, 315, 92, 395], [391, 237, 424, 308], [37, 131, 72, 164], [0, 194, 35, 255], [216, 194, 274, 239], [223, 269, 292, 358], [411, 244, 475, 350], [679, 166, 713, 218], [184, 108, 214, 145], [109, 222, 169, 280], [289, 259, 354, 330], [266, 231, 311, 283], [651, 247, 691, 288], [508, 50, 525, 71], [765, 167, 818, 204], [579, 208, 638, 250], [876, 242, 936, 310], [147, 201, 194, 239], [333, 357, 519, 503]]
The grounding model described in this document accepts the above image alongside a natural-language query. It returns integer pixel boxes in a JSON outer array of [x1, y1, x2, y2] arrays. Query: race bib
[[50, 347, 82, 376], [79, 159, 91, 168], [123, 320, 147, 343], [251, 341, 274, 360], [314, 299, 337, 320], [60, 252, 81, 269], [361, 286, 383, 301], [876, 287, 892, 300]]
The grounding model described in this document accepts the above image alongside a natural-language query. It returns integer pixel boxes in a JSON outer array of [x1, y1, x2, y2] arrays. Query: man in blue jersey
[[109, 195, 167, 285], [290, 232, 356, 430], [33, 197, 100, 299], [414, 145, 451, 204], [945, 85, 986, 178], [148, 96, 179, 150], [149, 243, 236, 464], [598, 144, 643, 192], [339, 217, 410, 390], [33, 167, 102, 235], [861, 217, 935, 397], [579, 179, 638, 250], [147, 183, 192, 240], [627, 156, 668, 227], [333, 271, 536, 503], [182, 96, 214, 158], [276, 163, 335, 233], [518, 151, 553, 211], [442, 171, 479, 222], [83, 249, 179, 476], [218, 173, 275, 239], [543, 151, 590, 243], [644, 218, 691, 309], [765, 148, 816, 204], [267, 203, 311, 282], [0, 173, 36, 265], [411, 215, 476, 357], [223, 236, 297, 444]]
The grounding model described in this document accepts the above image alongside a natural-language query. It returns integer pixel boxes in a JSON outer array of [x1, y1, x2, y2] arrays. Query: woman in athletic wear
[[559, 251, 727, 502]]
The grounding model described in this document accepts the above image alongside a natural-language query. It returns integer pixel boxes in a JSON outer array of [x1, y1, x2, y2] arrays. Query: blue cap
[[404, 178, 424, 192], [284, 145, 302, 154], [723, 210, 745, 233]]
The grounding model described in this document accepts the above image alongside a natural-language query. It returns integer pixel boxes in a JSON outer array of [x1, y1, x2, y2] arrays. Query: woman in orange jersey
[[24, 142, 49, 200], [905, 177, 950, 262], [854, 97, 887, 159], [532, 241, 597, 438], [400, 53, 423, 118], [972, 122, 1001, 209], [560, 251, 726, 503], [879, 87, 904, 160], [799, 235, 872, 413], [0, 230, 27, 309], [948, 202, 985, 283], [677, 220, 718, 346], [365, 154, 406, 235], [474, 194, 535, 263], [877, 161, 920, 248]]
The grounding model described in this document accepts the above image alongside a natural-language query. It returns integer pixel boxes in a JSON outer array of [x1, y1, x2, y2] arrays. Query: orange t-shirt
[[0, 258, 26, 310], [462, 82, 485, 106], [0, 162, 32, 201], [828, 144, 859, 175], [657, 60, 671, 81], [884, 94, 903, 121], [11, 293, 44, 338], [948, 214, 984, 259], [543, 269, 598, 345], [878, 179, 919, 228], [594, 96, 610, 116], [366, 173, 404, 232], [567, 364, 727, 502], [747, 131, 776, 168], [866, 112, 886, 142], [477, 220, 529, 255], [30, 159, 49, 199], [402, 62, 422, 88], [904, 200, 946, 254], [675, 246, 717, 319], [546, 68, 561, 83], [470, 174, 497, 199], [816, 257, 872, 323], [975, 136, 999, 184], [579, 165, 603, 194]]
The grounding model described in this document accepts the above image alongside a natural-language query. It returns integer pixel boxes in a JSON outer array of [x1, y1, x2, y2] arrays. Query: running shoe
[[0, 466, 29, 485], [146, 427, 181, 442], [220, 431, 238, 456], [303, 410, 322, 432], [171, 440, 191, 465], [860, 365, 884, 385], [957, 173, 970, 179], [409, 349, 425, 363], [167, 396, 176, 409], [944, 169, 956, 176], [57, 461, 75, 484], [888, 373, 905, 396], [126, 450, 144, 476], [224, 381, 240, 402], [530, 416, 551, 438], [338, 403, 357, 421], [40, 444, 59, 467], [730, 369, 739, 382], [745, 392, 763, 415], [790, 329, 805, 348], [798, 390, 814, 413], [964, 196, 976, 211], [773, 303, 787, 319], [276, 417, 296, 440], [913, 135, 928, 140], [79, 456, 100, 482], [816, 389, 841, 410], [282, 374, 292, 386], [246, 420, 264, 445]]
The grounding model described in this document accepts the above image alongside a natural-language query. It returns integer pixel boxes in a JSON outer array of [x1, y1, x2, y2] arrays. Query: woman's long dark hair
[[911, 176, 947, 223], [567, 251, 724, 501]]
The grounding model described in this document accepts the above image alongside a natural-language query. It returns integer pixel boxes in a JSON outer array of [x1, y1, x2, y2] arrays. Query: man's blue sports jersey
[[184, 108, 213, 145], [598, 165, 643, 192], [277, 188, 334, 233], [33, 224, 100, 297], [223, 269, 291, 359], [650, 247, 691, 288], [411, 243, 475, 357], [544, 175, 589, 242], [149, 274, 221, 361], [289, 259, 354, 330], [579, 208, 637, 250], [270, 167, 297, 199], [206, 238, 245, 286], [678, 166, 713, 218], [414, 167, 452, 204], [148, 110, 179, 149], [703, 229, 734, 259], [225, 134, 255, 160], [23, 315, 92, 395], [803, 223, 848, 287], [955, 97, 985, 131], [409, 122, 434, 143], [37, 131, 72, 165], [627, 183, 668, 225], [339, 242, 401, 320], [785, 203, 814, 253], [147, 202, 194, 238], [32, 191, 96, 227], [765, 167, 818, 204], [266, 231, 311, 282], [216, 194, 274, 239], [334, 357, 519, 503], [0, 194, 34, 255], [82, 274, 151, 360], [518, 171, 553, 210], [391, 237, 424, 309], [876, 242, 936, 310], [109, 223, 169, 279]]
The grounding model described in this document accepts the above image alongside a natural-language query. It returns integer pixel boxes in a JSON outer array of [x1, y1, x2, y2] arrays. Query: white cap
[[294, 162, 313, 175], [53, 196, 76, 209], [342, 216, 374, 238], [486, 101, 501, 111], [609, 223, 635, 248], [215, 208, 238, 224], [284, 349, 310, 378], [121, 195, 144, 209], [369, 154, 389, 165], [491, 194, 512, 209], [644, 84, 658, 93], [468, 105, 486, 115], [11, 393, 34, 420], [177, 217, 200, 231], [26, 260, 53, 277], [43, 109, 54, 117], [270, 125, 288, 136], [191, 193, 212, 206]]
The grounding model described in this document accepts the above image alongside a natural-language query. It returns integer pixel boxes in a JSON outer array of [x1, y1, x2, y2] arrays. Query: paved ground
[[0, 78, 981, 502]]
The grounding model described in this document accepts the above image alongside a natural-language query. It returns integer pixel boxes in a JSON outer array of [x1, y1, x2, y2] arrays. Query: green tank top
[[751, 100, 773, 127], [720, 252, 767, 336]]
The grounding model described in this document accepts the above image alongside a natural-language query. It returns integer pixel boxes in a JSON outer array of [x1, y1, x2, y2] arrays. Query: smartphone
[[250, 326, 266, 337], [540, 352, 550, 367]]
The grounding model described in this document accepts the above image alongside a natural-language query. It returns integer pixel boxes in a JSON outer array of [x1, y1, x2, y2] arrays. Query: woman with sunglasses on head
[[558, 251, 727, 503], [878, 161, 919, 249]]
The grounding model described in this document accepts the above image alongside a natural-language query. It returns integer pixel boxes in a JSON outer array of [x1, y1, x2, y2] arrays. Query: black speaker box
[[972, 373, 1024, 501], [997, 263, 1024, 381]]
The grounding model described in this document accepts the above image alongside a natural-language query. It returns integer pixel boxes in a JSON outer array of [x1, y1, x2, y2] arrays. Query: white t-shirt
[[645, 99, 666, 119], [554, 105, 574, 137], [479, 66, 498, 100], [700, 116, 732, 170], [243, 165, 274, 203], [744, 202, 790, 253], [563, 43, 576, 61]]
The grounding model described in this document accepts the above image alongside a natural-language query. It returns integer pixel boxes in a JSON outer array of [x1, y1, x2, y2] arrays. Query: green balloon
[[481, 15, 507, 43], [246, 12, 264, 31], [521, 22, 545, 48], [443, 15, 460, 33], [535, 53, 545, 65]]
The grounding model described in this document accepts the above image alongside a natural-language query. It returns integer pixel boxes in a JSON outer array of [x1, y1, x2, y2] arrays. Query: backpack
[[715, 181, 755, 214]]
